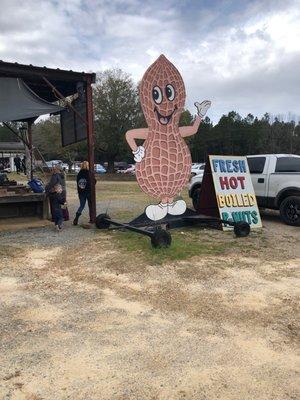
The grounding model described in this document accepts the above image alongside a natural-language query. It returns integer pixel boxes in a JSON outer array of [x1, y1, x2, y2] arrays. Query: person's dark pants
[[76, 192, 92, 216], [49, 192, 66, 223], [53, 207, 63, 227], [73, 192, 91, 225]]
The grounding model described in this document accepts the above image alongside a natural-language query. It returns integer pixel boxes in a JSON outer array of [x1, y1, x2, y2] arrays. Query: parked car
[[94, 164, 106, 174], [122, 164, 136, 174], [45, 160, 69, 172], [191, 163, 205, 177], [45, 160, 62, 168], [71, 162, 81, 173], [189, 154, 300, 226], [115, 162, 128, 173], [247, 154, 300, 225], [117, 165, 129, 173], [61, 163, 69, 172]]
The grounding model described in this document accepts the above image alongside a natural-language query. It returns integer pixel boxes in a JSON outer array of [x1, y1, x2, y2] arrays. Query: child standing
[[50, 184, 66, 231]]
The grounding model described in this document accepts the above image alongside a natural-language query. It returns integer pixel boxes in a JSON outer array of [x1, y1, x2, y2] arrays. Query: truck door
[[247, 156, 268, 206], [269, 156, 300, 199]]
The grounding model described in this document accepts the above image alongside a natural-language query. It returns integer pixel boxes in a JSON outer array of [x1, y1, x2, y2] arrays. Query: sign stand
[[197, 159, 219, 218]]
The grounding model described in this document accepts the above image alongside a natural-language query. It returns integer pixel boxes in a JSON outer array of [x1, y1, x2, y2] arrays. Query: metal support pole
[[27, 120, 34, 180], [42, 75, 98, 221], [104, 218, 154, 237], [86, 77, 96, 223]]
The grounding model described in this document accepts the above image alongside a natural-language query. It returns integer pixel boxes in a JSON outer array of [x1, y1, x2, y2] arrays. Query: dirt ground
[[0, 180, 299, 400]]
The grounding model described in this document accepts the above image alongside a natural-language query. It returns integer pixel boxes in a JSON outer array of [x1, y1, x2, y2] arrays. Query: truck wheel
[[95, 213, 111, 229], [192, 187, 201, 210], [234, 221, 250, 237], [279, 196, 300, 226], [151, 227, 172, 248]]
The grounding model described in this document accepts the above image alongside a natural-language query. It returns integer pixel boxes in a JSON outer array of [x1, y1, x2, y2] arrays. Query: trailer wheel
[[279, 196, 300, 226], [234, 221, 250, 237], [151, 228, 172, 248], [95, 213, 111, 229]]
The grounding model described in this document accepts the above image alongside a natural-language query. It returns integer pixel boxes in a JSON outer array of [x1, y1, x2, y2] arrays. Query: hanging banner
[[209, 155, 262, 230], [60, 97, 87, 147]]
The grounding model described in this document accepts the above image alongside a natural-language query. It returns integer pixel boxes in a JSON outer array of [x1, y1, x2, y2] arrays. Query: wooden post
[[86, 77, 96, 222], [27, 120, 34, 181]]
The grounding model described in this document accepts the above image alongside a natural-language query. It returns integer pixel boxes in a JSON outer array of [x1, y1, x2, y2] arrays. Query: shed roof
[[0, 60, 96, 102], [0, 142, 25, 152]]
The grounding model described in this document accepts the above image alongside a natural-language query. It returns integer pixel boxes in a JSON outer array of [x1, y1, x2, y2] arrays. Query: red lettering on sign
[[219, 176, 229, 190], [229, 177, 238, 189], [220, 175, 246, 190], [237, 176, 245, 189]]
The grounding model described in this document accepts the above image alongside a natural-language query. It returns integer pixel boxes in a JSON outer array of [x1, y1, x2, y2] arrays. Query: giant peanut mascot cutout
[[126, 54, 211, 221]]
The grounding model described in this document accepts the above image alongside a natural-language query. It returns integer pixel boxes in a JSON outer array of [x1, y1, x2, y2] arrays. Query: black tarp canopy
[[0, 60, 95, 123], [0, 77, 64, 122]]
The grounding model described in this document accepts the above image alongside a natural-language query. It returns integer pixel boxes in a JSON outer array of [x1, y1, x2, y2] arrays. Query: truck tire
[[279, 196, 300, 226], [192, 187, 201, 211]]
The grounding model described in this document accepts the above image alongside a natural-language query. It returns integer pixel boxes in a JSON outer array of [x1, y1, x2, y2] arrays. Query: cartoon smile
[[154, 105, 177, 125]]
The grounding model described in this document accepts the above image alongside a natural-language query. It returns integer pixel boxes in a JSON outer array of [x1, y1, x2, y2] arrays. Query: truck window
[[275, 157, 300, 172], [246, 157, 266, 174]]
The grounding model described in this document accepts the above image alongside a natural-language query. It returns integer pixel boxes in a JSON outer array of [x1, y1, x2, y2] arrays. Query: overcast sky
[[0, 0, 299, 123]]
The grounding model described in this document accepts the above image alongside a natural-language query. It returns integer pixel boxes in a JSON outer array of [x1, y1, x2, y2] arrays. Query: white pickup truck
[[189, 154, 300, 226]]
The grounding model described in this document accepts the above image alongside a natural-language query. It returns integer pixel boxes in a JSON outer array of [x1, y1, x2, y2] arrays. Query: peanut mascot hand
[[194, 100, 211, 118], [133, 146, 145, 163]]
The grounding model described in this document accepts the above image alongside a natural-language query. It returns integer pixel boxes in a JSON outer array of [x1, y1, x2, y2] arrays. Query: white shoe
[[145, 203, 168, 221], [167, 200, 187, 216]]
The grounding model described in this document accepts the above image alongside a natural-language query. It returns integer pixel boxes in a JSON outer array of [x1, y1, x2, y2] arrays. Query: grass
[[6, 176, 264, 263], [92, 181, 260, 263], [111, 228, 232, 264], [93, 179, 226, 264]]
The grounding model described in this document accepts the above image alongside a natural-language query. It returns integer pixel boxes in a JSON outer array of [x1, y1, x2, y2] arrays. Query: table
[[0, 193, 49, 219]]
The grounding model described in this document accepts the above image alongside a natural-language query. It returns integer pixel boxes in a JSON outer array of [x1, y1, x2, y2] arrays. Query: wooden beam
[[42, 76, 88, 127], [0, 60, 96, 83], [86, 77, 96, 223]]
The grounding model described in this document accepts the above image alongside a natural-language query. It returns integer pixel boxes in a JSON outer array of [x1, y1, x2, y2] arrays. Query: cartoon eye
[[166, 84, 175, 101], [152, 86, 163, 104]]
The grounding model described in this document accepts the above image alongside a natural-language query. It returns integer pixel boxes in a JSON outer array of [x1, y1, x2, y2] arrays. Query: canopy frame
[[0, 61, 97, 221]]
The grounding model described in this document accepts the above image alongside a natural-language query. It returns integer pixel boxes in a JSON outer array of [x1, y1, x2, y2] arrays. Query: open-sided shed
[[0, 60, 97, 221]]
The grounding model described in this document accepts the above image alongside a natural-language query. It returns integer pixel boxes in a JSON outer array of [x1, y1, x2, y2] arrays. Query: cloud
[[177, 3, 300, 121], [0, 0, 299, 122]]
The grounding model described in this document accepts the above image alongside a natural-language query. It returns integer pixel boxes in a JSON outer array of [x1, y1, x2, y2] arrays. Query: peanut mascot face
[[139, 54, 186, 131]]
